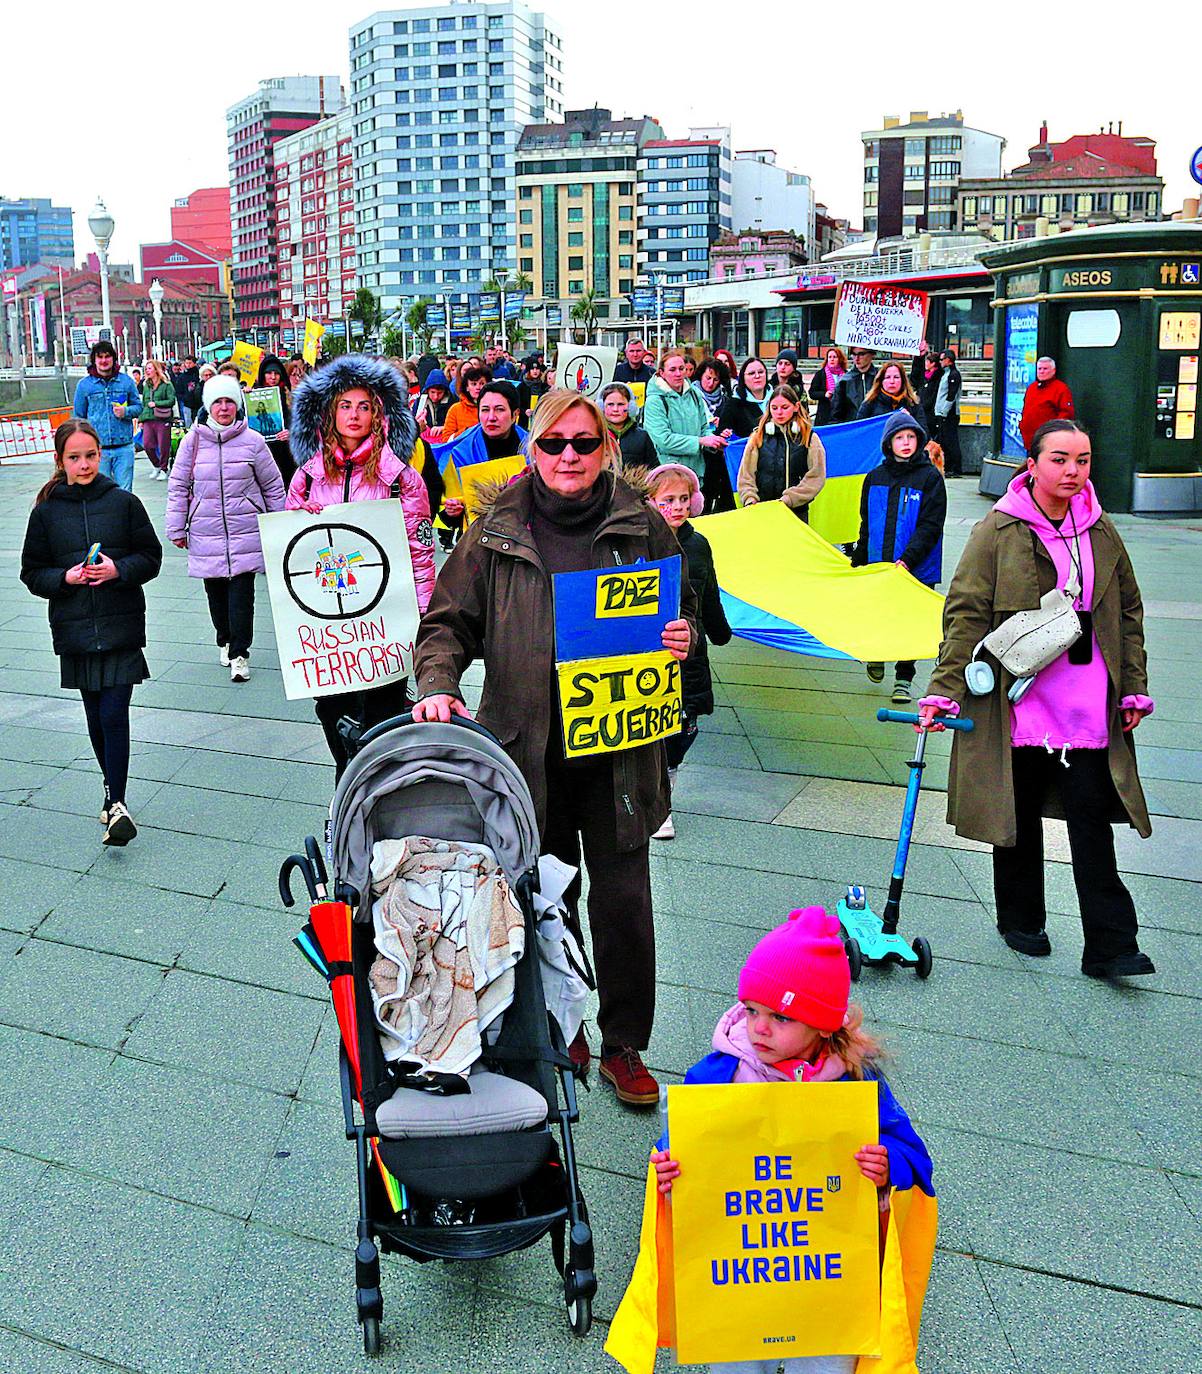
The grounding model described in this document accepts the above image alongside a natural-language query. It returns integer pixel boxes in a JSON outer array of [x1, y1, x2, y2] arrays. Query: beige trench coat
[[926, 505, 1151, 847]]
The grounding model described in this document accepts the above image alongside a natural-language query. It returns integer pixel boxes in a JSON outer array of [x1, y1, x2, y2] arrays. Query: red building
[[226, 76, 344, 340], [170, 188, 232, 257], [139, 240, 227, 292], [274, 107, 356, 348], [41, 269, 229, 362]]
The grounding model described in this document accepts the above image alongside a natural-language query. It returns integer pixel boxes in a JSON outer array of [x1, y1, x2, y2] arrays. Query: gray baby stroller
[[278, 714, 596, 1357]]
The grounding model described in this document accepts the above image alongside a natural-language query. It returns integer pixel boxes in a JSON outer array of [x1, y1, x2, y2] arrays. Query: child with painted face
[[852, 410, 947, 704], [644, 907, 934, 1374], [645, 464, 731, 840]]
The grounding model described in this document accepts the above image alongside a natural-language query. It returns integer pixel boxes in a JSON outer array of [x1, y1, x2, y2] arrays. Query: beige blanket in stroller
[[368, 836, 525, 1075]]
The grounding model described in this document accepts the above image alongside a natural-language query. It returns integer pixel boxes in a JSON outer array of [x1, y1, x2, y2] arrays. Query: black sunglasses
[[535, 435, 604, 455]]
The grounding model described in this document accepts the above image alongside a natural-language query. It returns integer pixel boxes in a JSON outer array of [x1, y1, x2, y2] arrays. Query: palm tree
[[348, 288, 383, 344], [569, 288, 599, 344], [405, 297, 436, 351]]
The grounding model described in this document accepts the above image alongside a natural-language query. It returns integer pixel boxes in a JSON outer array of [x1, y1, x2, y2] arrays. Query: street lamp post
[[139, 319, 148, 367], [148, 279, 165, 358], [87, 199, 115, 335], [495, 264, 510, 353], [121, 326, 130, 368]]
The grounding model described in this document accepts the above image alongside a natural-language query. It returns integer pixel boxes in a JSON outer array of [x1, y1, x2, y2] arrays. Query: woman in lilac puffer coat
[[166, 375, 286, 682]]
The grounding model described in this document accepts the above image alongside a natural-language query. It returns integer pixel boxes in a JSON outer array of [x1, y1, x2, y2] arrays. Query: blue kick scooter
[[837, 707, 974, 981]]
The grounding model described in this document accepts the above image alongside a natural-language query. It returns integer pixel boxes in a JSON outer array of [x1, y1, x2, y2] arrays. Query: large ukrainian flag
[[698, 500, 944, 663]]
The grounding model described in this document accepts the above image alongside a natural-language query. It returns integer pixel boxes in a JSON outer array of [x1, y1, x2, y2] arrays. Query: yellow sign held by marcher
[[302, 318, 326, 367], [668, 1080, 881, 1367], [229, 340, 264, 388], [557, 650, 681, 758]]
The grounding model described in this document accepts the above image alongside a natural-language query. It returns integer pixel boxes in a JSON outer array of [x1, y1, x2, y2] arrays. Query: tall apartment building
[[0, 197, 74, 271], [170, 188, 232, 257], [637, 127, 732, 285], [861, 111, 1004, 238], [516, 108, 663, 320], [274, 107, 357, 348], [730, 150, 816, 256], [958, 122, 1164, 240], [226, 76, 344, 339], [349, 2, 562, 316]]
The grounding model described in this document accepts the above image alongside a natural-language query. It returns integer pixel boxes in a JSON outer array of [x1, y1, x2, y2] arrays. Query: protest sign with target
[[258, 500, 420, 700]]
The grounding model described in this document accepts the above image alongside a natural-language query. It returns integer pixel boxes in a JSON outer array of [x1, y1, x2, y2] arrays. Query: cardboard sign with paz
[[552, 556, 683, 758], [258, 500, 420, 700], [667, 1080, 881, 1367]]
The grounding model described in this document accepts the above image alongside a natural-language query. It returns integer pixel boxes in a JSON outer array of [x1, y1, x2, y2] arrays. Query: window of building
[[685, 248, 706, 261], [519, 208, 533, 224], [413, 42, 430, 55], [930, 161, 960, 179], [1112, 192, 1129, 216], [568, 231, 583, 246], [686, 153, 708, 167], [992, 195, 1007, 218], [864, 139, 879, 158], [1076, 193, 1093, 216], [904, 137, 924, 157], [618, 204, 633, 220], [568, 255, 584, 270], [569, 280, 584, 294], [520, 233, 533, 247], [568, 206, 583, 221], [929, 135, 962, 155], [1040, 194, 1057, 216], [904, 164, 924, 181], [438, 15, 454, 29], [488, 38, 503, 52], [1131, 190, 1146, 211], [904, 189, 925, 205], [864, 166, 878, 183], [567, 183, 584, 197], [520, 256, 534, 272], [618, 230, 633, 245], [961, 195, 977, 220]]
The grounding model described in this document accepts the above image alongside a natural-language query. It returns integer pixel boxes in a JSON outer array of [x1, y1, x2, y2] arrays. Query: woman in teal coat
[[642, 348, 728, 478]]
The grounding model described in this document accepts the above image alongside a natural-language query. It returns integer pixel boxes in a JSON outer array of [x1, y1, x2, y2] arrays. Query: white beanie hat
[[202, 375, 244, 415]]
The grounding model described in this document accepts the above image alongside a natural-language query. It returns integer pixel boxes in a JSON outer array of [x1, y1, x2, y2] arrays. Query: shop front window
[[943, 294, 990, 360]]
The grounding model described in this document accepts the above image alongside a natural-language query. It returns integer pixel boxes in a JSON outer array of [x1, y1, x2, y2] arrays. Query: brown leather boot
[[599, 1047, 659, 1107]]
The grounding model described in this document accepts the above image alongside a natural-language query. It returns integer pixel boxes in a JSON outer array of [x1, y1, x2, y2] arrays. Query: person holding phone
[[20, 420, 162, 845]]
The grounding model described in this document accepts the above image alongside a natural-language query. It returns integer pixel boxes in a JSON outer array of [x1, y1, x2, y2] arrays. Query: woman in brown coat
[[919, 420, 1155, 979], [412, 389, 698, 1106]]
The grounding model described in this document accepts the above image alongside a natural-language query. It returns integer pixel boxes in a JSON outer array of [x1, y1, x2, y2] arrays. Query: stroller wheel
[[565, 1281, 592, 1337], [912, 936, 933, 979], [362, 1315, 381, 1357], [844, 937, 863, 982]]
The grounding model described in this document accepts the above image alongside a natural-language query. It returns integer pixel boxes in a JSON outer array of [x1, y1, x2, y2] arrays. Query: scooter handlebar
[[877, 707, 974, 732]]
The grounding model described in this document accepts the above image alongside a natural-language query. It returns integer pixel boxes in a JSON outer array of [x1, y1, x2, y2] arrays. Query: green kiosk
[[980, 223, 1202, 513]]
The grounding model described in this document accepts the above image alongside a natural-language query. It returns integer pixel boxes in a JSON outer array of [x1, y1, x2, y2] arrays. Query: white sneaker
[[156, 469, 168, 481], [230, 656, 250, 683], [103, 802, 137, 846], [218, 644, 230, 667], [652, 813, 675, 840]]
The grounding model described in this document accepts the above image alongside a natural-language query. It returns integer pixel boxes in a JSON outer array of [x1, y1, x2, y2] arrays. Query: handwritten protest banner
[[552, 557, 682, 758], [228, 340, 264, 389], [833, 280, 929, 355], [667, 1080, 881, 1366], [258, 500, 419, 701], [555, 345, 619, 401]]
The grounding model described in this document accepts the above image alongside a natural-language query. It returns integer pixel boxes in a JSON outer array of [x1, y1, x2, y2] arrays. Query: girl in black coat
[[646, 463, 733, 840], [20, 420, 163, 845], [255, 355, 296, 487]]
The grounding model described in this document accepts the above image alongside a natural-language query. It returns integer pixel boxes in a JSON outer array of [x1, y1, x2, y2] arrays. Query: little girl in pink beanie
[[650, 906, 935, 1374]]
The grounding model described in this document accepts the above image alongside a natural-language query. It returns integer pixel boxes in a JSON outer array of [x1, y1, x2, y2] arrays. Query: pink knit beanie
[[737, 907, 850, 1032]]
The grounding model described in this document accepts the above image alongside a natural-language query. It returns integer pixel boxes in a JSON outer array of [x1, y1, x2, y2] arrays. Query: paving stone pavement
[[1, 457, 1200, 1373]]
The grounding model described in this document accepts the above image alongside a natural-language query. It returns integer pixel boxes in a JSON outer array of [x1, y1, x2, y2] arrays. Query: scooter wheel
[[845, 938, 862, 982], [912, 936, 933, 979]]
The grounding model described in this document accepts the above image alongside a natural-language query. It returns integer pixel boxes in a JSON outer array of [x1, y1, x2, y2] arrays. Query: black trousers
[[204, 572, 256, 659], [542, 752, 655, 1052], [665, 713, 699, 770], [936, 414, 962, 475], [80, 684, 133, 805], [993, 747, 1141, 964], [314, 679, 411, 782]]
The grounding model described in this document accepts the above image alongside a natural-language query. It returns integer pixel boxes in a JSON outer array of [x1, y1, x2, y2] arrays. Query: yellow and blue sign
[[667, 1081, 881, 1367], [553, 557, 683, 758]]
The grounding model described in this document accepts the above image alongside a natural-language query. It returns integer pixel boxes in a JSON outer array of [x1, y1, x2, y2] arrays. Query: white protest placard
[[258, 500, 419, 701], [554, 345, 619, 401], [833, 281, 929, 355]]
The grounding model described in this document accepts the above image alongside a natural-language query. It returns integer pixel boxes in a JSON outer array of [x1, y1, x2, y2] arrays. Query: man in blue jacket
[[72, 341, 142, 490]]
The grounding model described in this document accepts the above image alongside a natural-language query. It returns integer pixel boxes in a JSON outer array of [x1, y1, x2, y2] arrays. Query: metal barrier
[[0, 408, 73, 464]]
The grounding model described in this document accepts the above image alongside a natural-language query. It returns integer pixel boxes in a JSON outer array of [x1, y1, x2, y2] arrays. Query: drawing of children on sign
[[315, 545, 365, 594]]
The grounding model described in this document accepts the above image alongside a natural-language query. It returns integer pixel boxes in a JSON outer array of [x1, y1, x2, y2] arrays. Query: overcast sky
[[7, 1, 1196, 270]]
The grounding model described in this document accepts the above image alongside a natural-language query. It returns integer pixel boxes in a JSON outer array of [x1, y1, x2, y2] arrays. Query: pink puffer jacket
[[165, 418, 286, 579], [285, 441, 436, 613]]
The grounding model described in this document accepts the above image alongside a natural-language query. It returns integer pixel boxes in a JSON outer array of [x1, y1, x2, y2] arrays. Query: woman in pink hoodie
[[287, 354, 436, 779], [919, 420, 1155, 980]]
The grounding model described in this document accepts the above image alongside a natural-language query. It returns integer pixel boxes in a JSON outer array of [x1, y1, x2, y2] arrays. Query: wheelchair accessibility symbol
[[1182, 263, 1200, 285], [282, 522, 391, 619]]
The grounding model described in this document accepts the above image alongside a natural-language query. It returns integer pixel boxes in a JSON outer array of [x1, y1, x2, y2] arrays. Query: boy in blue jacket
[[852, 410, 947, 704], [72, 341, 143, 492]]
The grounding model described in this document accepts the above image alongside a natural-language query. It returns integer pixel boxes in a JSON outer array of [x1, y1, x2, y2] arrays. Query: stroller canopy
[[330, 720, 542, 909]]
